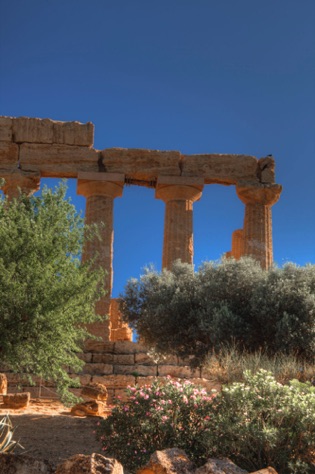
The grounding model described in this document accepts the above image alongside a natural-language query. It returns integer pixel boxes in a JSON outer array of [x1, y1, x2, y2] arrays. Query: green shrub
[[96, 377, 215, 471], [205, 370, 315, 473]]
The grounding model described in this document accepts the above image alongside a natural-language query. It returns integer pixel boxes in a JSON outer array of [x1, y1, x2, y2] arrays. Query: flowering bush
[[96, 377, 215, 471], [205, 370, 315, 474]]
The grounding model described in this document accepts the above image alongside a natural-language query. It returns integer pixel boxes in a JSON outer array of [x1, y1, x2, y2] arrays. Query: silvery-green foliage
[[121, 258, 315, 365]]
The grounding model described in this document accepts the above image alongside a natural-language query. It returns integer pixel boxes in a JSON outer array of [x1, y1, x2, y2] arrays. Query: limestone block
[[78, 352, 93, 363], [137, 448, 194, 474], [92, 374, 135, 389], [102, 148, 181, 182], [158, 365, 199, 378], [113, 354, 135, 365], [55, 454, 123, 474], [2, 392, 30, 409], [13, 117, 54, 143], [114, 341, 139, 354], [81, 382, 108, 401], [195, 458, 248, 474], [0, 373, 7, 395], [92, 353, 114, 364], [0, 454, 54, 474], [83, 363, 113, 376], [0, 142, 19, 164], [53, 120, 94, 146], [135, 352, 157, 365], [136, 376, 165, 388], [181, 154, 258, 185], [20, 143, 99, 177], [0, 117, 13, 141], [70, 400, 106, 417], [110, 327, 133, 341], [84, 340, 115, 353], [114, 365, 158, 377]]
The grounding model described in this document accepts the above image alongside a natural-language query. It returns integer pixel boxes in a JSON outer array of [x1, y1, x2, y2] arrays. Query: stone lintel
[[77, 172, 125, 183], [11, 116, 94, 146], [156, 176, 204, 186]]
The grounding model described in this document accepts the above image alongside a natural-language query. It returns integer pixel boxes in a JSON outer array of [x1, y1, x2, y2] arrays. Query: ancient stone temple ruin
[[0, 116, 282, 400], [0, 116, 282, 341]]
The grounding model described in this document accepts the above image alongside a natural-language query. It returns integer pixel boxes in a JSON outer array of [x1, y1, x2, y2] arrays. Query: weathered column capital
[[236, 183, 282, 206], [77, 172, 125, 199], [1, 170, 40, 199], [155, 176, 204, 203]]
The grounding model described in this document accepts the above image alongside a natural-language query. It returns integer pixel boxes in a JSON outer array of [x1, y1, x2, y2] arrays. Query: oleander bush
[[97, 371, 315, 474], [96, 377, 215, 471]]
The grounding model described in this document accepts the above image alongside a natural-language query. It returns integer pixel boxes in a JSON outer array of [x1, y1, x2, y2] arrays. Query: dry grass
[[204, 345, 315, 385]]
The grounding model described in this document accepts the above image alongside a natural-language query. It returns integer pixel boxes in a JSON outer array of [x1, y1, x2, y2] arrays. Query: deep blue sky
[[1, 0, 314, 296]]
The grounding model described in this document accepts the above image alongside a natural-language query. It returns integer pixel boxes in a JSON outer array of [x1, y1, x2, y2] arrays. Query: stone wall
[[4, 341, 220, 403]]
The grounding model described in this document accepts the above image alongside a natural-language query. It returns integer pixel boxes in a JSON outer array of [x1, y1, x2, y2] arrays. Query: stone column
[[156, 177, 204, 270], [77, 172, 124, 341], [236, 183, 282, 269], [231, 229, 244, 260], [1, 170, 40, 199]]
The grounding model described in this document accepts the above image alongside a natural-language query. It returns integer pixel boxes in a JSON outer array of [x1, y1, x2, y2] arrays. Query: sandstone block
[[113, 354, 135, 365], [13, 117, 55, 143], [78, 374, 92, 386], [81, 382, 108, 401], [0, 454, 53, 474], [110, 327, 133, 341], [134, 352, 157, 365], [78, 352, 93, 363], [114, 364, 157, 377], [181, 154, 258, 185], [102, 148, 181, 183], [53, 120, 94, 146], [70, 400, 106, 417], [114, 341, 139, 354], [0, 373, 7, 395], [92, 353, 114, 364], [92, 374, 135, 389], [0, 142, 19, 164], [195, 458, 248, 474], [2, 392, 30, 409], [136, 376, 165, 388], [137, 448, 194, 474], [84, 340, 115, 353], [55, 453, 123, 474], [0, 117, 13, 141], [19, 143, 99, 178], [158, 365, 199, 378], [83, 363, 113, 376]]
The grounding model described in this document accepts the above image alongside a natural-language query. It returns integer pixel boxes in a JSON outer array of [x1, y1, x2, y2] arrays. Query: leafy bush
[[96, 377, 215, 471], [97, 372, 315, 473], [121, 259, 315, 365], [205, 370, 315, 474]]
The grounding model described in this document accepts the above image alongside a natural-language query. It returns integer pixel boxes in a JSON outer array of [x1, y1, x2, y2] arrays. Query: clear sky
[[1, 0, 314, 296]]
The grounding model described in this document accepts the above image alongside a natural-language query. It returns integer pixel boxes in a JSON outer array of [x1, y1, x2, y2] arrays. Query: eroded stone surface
[[195, 458, 248, 474], [2, 392, 30, 409], [81, 382, 108, 401], [0, 373, 7, 395], [137, 448, 194, 474], [70, 400, 106, 417], [55, 453, 123, 474]]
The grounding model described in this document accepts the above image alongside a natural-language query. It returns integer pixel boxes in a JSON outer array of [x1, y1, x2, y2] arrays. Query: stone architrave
[[231, 228, 244, 260], [236, 184, 282, 269], [1, 170, 40, 199], [77, 172, 124, 341], [156, 177, 204, 269]]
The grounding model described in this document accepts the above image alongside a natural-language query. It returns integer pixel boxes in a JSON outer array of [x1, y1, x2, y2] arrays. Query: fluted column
[[1, 170, 40, 199], [77, 172, 124, 341], [231, 229, 244, 260], [156, 177, 203, 270], [236, 184, 282, 269]]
